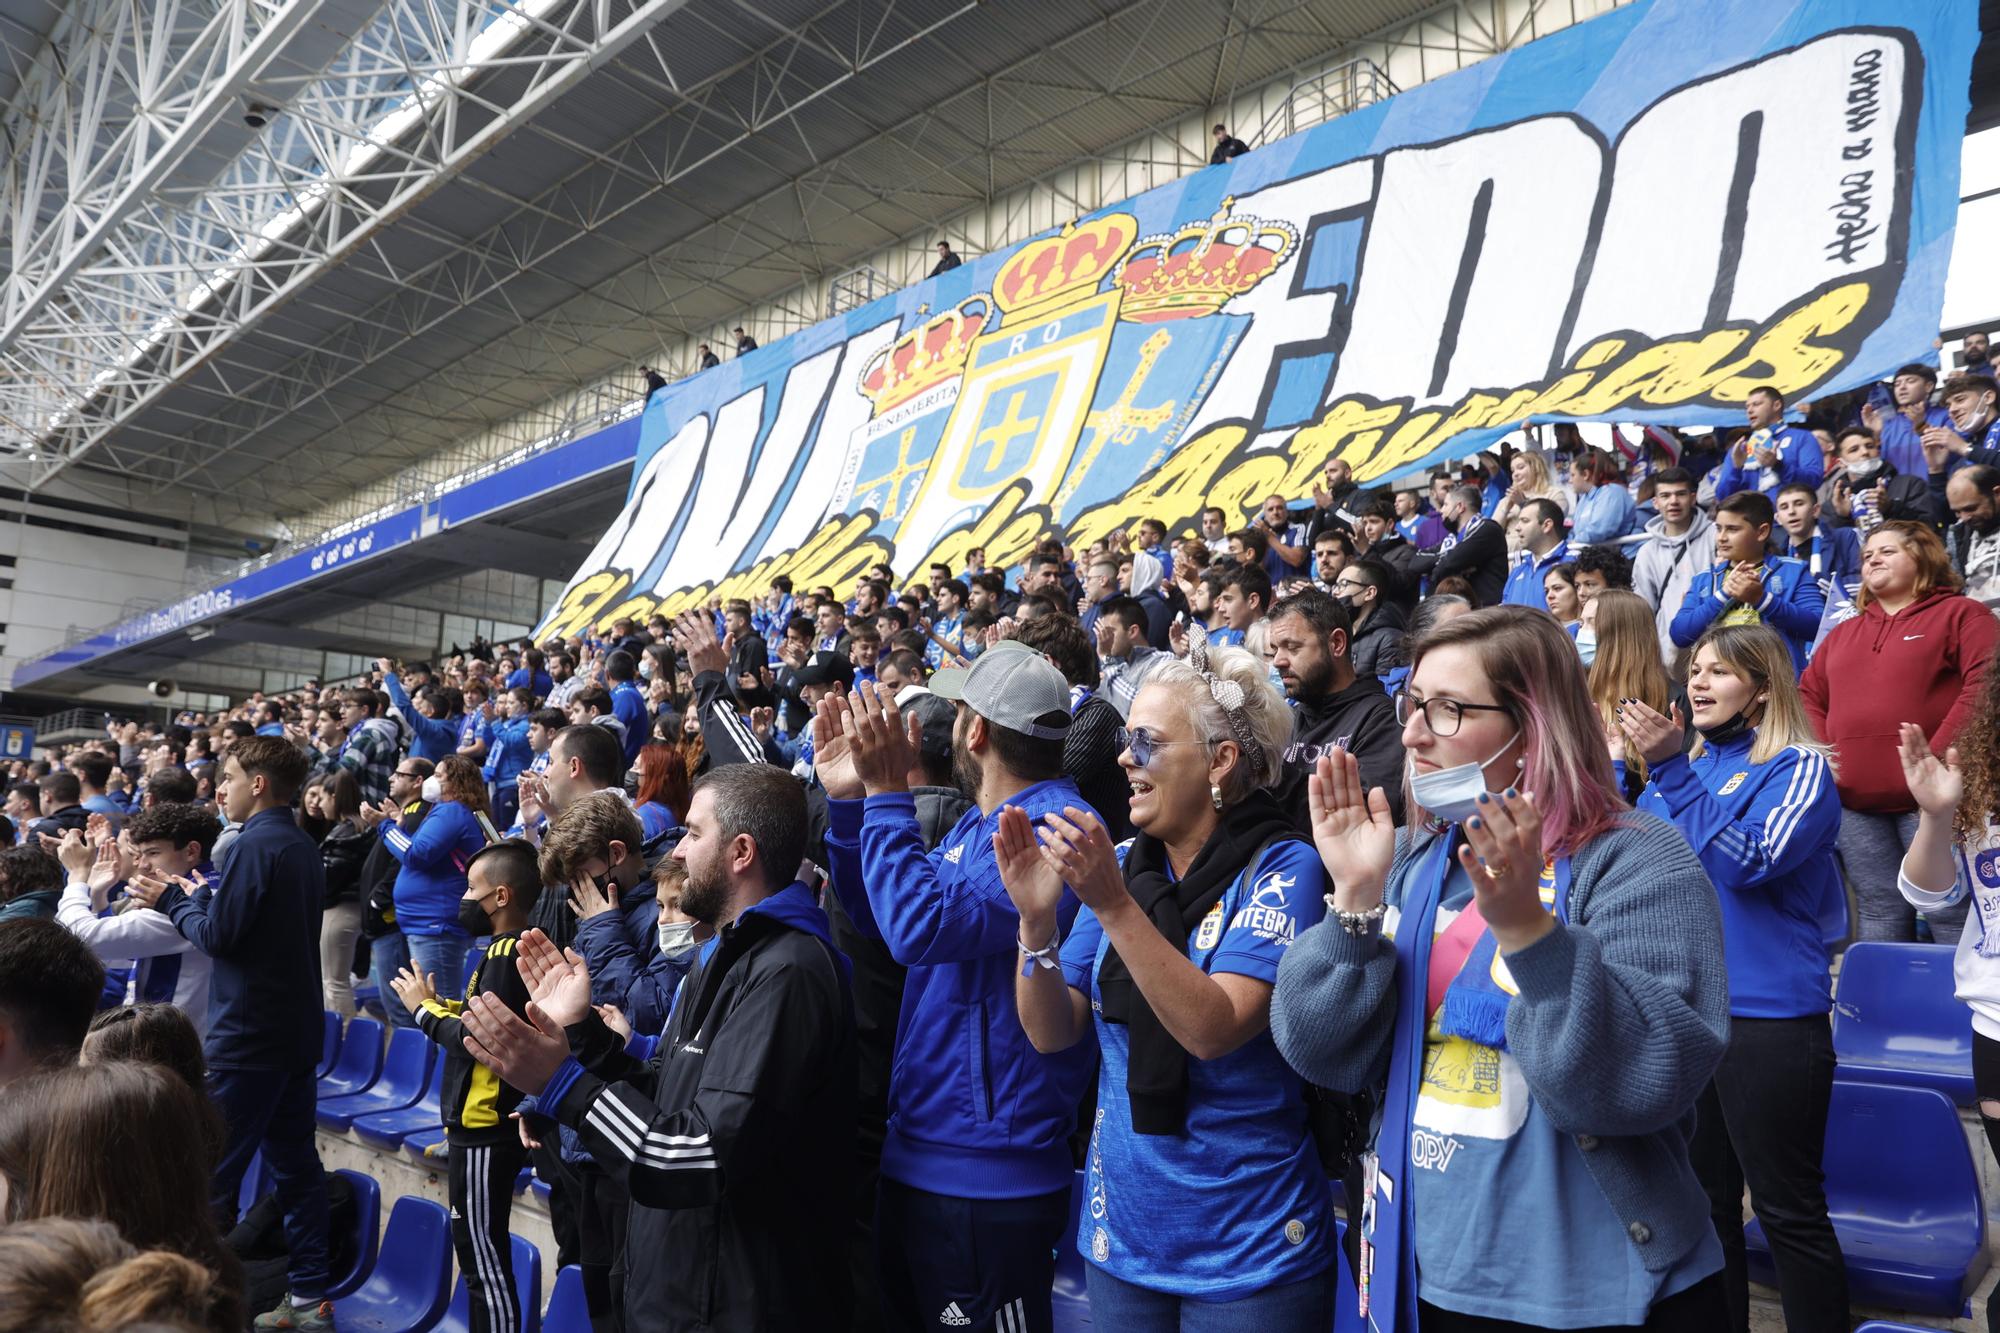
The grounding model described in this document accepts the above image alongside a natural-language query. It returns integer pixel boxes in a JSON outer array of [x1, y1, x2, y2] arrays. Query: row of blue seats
[[316, 941, 1984, 1329], [241, 1162, 586, 1332]]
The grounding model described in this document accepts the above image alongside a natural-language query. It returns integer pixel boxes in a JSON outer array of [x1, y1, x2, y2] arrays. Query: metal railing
[[1253, 58, 1399, 146]]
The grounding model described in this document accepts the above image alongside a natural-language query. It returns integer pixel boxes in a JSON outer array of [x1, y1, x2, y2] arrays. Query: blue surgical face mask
[[1575, 627, 1598, 667], [1408, 731, 1521, 825]]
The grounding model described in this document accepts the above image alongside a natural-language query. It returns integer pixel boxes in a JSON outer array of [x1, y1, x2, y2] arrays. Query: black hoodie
[[1348, 599, 1409, 681], [1273, 675, 1406, 828]]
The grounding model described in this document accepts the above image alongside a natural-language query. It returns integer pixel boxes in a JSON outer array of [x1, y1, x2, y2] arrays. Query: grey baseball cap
[[899, 690, 957, 759], [928, 640, 1070, 739]]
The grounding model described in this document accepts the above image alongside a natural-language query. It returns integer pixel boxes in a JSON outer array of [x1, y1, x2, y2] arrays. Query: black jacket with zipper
[[552, 886, 858, 1331]]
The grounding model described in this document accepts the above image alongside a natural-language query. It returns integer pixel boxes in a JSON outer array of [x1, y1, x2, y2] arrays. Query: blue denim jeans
[[371, 933, 415, 1030], [1083, 1262, 1338, 1332], [409, 932, 476, 1002]]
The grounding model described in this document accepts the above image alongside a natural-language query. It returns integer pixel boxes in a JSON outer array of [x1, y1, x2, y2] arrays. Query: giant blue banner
[[539, 0, 1973, 637]]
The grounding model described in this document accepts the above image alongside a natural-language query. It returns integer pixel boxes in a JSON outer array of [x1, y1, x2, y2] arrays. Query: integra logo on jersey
[[1229, 870, 1297, 945]]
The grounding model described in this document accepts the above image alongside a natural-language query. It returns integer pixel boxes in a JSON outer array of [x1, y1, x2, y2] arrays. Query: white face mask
[[420, 775, 442, 804], [1574, 628, 1598, 667], [1408, 731, 1520, 825], [658, 919, 697, 959]]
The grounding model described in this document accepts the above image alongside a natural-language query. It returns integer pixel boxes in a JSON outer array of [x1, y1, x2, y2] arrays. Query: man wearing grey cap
[[814, 645, 1099, 1333]]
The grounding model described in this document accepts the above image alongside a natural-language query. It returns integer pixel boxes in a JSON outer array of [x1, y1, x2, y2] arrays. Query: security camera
[[244, 103, 271, 129]]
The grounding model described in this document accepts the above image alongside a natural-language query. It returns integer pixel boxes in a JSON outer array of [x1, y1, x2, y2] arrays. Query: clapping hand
[[594, 1004, 632, 1042], [672, 611, 729, 676], [811, 694, 863, 800], [843, 682, 920, 796], [460, 994, 568, 1096], [389, 966, 438, 1016], [87, 838, 127, 905], [55, 829, 93, 880], [514, 929, 593, 1027], [1458, 789, 1554, 953], [1307, 748, 1394, 912], [992, 806, 1066, 937], [1897, 722, 1961, 818], [1615, 698, 1685, 768], [123, 868, 201, 910], [1033, 807, 1127, 915]]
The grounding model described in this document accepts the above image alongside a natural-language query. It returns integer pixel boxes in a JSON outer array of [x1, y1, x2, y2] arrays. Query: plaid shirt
[[334, 717, 402, 805]]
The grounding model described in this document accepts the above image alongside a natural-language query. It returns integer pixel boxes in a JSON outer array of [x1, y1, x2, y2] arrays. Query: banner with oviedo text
[[538, 0, 1972, 638]]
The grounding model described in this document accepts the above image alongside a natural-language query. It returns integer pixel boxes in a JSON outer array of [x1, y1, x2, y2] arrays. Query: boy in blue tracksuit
[[819, 647, 1095, 1333], [133, 737, 333, 1331], [1713, 385, 1825, 499], [1618, 625, 1848, 1333], [1671, 491, 1824, 673]]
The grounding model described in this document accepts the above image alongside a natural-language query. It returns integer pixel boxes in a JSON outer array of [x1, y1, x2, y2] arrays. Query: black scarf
[[1099, 788, 1296, 1135]]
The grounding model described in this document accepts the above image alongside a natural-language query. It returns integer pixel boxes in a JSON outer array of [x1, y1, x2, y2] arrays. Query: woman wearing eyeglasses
[[1270, 606, 1730, 1332], [995, 643, 1338, 1329]]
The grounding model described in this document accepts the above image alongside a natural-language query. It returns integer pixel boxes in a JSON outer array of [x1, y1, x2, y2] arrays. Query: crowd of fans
[[0, 345, 1998, 1333]]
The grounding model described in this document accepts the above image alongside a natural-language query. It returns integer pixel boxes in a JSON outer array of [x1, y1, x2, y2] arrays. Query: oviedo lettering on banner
[[537, 0, 1970, 639]]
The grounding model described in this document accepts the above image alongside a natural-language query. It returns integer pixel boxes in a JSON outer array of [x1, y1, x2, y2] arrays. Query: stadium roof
[[0, 0, 1463, 533]]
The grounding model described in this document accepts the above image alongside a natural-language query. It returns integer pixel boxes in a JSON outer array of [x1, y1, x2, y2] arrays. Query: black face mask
[[457, 895, 495, 936], [1696, 710, 1755, 749]]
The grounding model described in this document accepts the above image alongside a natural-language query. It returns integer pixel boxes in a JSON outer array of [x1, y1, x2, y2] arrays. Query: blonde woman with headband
[[996, 641, 1340, 1329]]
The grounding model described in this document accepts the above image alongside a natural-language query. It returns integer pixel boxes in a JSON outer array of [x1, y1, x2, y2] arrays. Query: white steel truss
[[0, 0, 695, 488]]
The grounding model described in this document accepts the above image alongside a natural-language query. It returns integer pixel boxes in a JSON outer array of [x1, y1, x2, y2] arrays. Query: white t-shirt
[[1900, 817, 2000, 1039]]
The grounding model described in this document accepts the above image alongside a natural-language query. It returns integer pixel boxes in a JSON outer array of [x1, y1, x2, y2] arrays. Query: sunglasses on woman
[[1115, 726, 1210, 768]]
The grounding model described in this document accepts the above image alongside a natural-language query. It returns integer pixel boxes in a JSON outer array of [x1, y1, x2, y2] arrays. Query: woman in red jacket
[[1802, 521, 1998, 943]]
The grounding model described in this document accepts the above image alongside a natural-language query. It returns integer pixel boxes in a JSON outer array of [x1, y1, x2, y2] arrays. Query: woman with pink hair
[[1271, 606, 1730, 1332]]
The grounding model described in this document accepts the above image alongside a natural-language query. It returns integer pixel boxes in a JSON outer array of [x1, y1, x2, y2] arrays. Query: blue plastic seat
[[1832, 941, 1974, 1104], [541, 1265, 588, 1333], [433, 1232, 542, 1333], [1745, 1079, 1988, 1315], [1052, 1171, 1089, 1331], [318, 1016, 386, 1101], [1854, 1323, 1954, 1332], [352, 1059, 445, 1152], [529, 1175, 551, 1206], [319, 1011, 343, 1077], [402, 1126, 448, 1165], [318, 1028, 435, 1133], [331, 1195, 453, 1333], [353, 980, 385, 1022], [327, 1169, 381, 1301]]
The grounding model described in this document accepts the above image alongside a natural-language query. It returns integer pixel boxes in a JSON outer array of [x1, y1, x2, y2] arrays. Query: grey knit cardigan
[[1270, 811, 1730, 1276]]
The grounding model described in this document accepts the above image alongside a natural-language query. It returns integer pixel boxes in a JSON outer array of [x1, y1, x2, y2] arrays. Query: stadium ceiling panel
[[0, 0, 1447, 526]]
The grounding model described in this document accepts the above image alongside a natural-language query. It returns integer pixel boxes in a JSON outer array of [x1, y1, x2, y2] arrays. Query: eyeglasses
[[1115, 726, 1211, 768], [1394, 690, 1513, 738]]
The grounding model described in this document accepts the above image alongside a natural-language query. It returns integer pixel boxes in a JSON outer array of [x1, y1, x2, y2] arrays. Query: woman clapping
[[995, 642, 1339, 1329], [1270, 606, 1729, 1332]]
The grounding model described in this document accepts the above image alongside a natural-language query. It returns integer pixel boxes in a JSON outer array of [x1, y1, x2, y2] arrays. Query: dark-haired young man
[[71, 750, 124, 828], [29, 771, 88, 841], [55, 804, 221, 1031], [129, 736, 333, 1331], [0, 917, 104, 1087], [392, 839, 543, 1333]]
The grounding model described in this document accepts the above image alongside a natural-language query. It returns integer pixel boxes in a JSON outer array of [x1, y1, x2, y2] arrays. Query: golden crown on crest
[[855, 295, 994, 415], [1113, 198, 1299, 322]]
